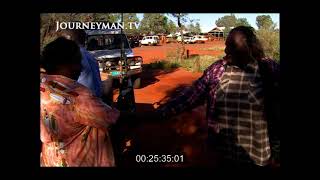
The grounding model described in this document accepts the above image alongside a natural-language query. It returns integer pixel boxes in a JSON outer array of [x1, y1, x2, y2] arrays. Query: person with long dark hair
[[157, 26, 280, 168]]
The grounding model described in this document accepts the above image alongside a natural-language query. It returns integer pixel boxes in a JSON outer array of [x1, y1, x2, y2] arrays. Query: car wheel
[[148, 42, 151, 46]]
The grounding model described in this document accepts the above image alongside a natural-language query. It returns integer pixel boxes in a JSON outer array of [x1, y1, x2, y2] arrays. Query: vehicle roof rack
[[85, 29, 122, 35]]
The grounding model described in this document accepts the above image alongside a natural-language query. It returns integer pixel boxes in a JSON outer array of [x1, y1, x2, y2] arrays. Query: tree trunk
[[177, 15, 185, 62], [180, 28, 185, 61]]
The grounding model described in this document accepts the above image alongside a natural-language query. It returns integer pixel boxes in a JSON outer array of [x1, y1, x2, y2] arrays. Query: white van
[[193, 35, 208, 43], [140, 36, 160, 46]]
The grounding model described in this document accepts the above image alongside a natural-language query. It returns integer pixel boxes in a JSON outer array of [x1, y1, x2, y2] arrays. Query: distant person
[[157, 26, 280, 168], [59, 29, 102, 98], [40, 37, 120, 166]]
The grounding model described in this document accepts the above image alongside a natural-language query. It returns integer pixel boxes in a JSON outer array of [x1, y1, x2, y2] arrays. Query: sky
[[136, 13, 279, 33]]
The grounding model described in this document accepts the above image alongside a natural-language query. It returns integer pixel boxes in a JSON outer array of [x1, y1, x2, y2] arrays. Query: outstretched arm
[[157, 60, 226, 119]]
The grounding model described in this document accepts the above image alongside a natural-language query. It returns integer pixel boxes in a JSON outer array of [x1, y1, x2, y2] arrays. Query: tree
[[139, 13, 168, 35], [170, 13, 188, 61], [166, 20, 177, 34], [256, 15, 273, 30], [255, 16, 280, 61], [236, 18, 251, 27], [122, 13, 140, 35], [216, 14, 237, 37], [187, 23, 195, 34], [40, 13, 120, 50], [215, 14, 237, 27], [78, 13, 120, 22], [215, 15, 251, 38], [256, 28, 280, 61], [188, 22, 201, 35], [195, 22, 201, 34]]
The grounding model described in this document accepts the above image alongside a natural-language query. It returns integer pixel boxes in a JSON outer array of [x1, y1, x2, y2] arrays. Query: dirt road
[[133, 41, 225, 64], [101, 41, 225, 167]]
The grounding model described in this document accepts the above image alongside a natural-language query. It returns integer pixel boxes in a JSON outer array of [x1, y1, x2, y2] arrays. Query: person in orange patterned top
[[40, 37, 120, 167]]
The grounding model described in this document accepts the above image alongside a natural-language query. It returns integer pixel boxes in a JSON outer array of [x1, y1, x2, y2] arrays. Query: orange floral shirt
[[40, 74, 120, 167]]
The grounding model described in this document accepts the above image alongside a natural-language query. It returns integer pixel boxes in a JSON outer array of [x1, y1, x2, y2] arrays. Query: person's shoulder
[[260, 57, 278, 65], [41, 75, 81, 105], [204, 57, 227, 74], [259, 57, 280, 72]]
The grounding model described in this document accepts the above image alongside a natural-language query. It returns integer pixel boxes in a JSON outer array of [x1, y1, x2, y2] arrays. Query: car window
[[86, 34, 129, 51]]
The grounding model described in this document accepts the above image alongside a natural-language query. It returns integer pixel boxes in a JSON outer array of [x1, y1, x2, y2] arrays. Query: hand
[[151, 101, 166, 120]]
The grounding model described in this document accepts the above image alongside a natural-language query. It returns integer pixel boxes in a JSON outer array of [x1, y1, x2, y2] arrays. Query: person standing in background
[[58, 29, 103, 98]]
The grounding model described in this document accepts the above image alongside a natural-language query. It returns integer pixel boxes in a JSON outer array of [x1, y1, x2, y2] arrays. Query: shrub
[[256, 28, 280, 62]]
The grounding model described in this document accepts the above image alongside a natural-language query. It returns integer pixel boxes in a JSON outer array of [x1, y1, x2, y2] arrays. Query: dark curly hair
[[40, 37, 82, 72], [225, 26, 265, 61]]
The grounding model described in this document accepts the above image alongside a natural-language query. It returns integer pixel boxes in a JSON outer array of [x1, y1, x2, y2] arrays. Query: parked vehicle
[[127, 35, 140, 48], [140, 35, 160, 46], [85, 29, 143, 89], [176, 36, 195, 44], [193, 35, 208, 43]]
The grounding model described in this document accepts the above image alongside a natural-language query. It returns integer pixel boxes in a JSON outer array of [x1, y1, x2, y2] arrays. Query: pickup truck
[[193, 35, 208, 43]]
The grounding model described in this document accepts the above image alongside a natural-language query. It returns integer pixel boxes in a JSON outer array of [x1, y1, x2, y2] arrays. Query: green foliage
[[215, 14, 237, 27], [146, 44, 224, 72], [255, 15, 280, 62], [202, 46, 225, 51], [195, 22, 201, 34], [256, 15, 273, 30], [139, 13, 169, 35], [256, 28, 280, 62], [188, 23, 195, 33], [172, 55, 218, 72], [144, 61, 180, 70], [215, 14, 252, 37], [166, 48, 222, 72], [170, 13, 188, 28], [122, 13, 140, 35], [223, 26, 232, 37], [215, 14, 280, 62], [166, 20, 177, 34], [188, 22, 201, 35], [235, 18, 251, 27], [40, 13, 120, 51]]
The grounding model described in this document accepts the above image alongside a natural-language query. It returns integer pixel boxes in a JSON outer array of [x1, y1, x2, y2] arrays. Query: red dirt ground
[[101, 41, 225, 167], [133, 41, 225, 64]]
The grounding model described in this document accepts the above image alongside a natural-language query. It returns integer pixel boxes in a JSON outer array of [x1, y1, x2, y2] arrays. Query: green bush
[[256, 28, 280, 62], [183, 55, 218, 72], [144, 61, 180, 71], [145, 54, 223, 73], [202, 46, 225, 51], [168, 55, 221, 73]]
